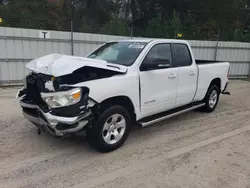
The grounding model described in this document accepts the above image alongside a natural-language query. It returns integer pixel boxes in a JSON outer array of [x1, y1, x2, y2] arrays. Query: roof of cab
[[115, 38, 189, 44]]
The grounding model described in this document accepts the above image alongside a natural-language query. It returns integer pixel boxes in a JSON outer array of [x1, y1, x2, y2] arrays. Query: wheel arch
[[202, 78, 221, 101], [97, 96, 136, 122], [209, 78, 221, 91]]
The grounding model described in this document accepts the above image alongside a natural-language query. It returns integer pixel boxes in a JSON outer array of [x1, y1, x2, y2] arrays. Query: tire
[[86, 105, 132, 152], [202, 85, 220, 112]]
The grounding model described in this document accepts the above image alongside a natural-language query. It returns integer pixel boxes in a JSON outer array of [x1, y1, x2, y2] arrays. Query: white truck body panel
[[139, 67, 178, 118], [72, 72, 141, 118]]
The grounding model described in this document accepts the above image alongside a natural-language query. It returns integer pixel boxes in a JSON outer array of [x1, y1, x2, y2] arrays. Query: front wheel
[[87, 105, 131, 152], [202, 85, 220, 112]]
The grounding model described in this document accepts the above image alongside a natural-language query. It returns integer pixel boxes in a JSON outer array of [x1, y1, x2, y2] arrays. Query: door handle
[[189, 71, 196, 76], [168, 73, 177, 79]]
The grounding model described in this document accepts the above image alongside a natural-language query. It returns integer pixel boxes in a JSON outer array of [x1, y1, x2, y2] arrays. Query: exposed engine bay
[[20, 66, 124, 94], [52, 66, 124, 87]]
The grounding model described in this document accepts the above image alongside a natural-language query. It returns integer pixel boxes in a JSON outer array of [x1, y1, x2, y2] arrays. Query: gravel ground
[[0, 80, 250, 188]]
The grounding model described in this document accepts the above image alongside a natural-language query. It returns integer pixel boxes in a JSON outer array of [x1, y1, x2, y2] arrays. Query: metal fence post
[[70, 0, 74, 56], [130, 26, 133, 39], [71, 20, 74, 56], [214, 30, 220, 61]]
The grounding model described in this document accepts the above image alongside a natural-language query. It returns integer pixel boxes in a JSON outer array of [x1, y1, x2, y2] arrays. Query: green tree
[[0, 0, 249, 41], [101, 18, 129, 35], [0, 0, 65, 30]]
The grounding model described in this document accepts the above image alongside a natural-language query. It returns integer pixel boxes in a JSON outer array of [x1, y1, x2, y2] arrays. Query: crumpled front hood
[[25, 53, 127, 77]]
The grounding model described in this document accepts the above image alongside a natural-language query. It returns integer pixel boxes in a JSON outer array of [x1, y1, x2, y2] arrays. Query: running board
[[139, 103, 205, 127]]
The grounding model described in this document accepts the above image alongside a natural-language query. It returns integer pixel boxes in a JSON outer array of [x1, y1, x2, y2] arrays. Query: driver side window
[[140, 43, 172, 71]]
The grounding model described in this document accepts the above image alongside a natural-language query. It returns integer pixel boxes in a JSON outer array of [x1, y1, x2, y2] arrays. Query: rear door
[[139, 43, 178, 118], [171, 43, 198, 107]]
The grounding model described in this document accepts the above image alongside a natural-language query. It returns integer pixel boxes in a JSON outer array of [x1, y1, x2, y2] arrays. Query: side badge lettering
[[144, 100, 156, 104]]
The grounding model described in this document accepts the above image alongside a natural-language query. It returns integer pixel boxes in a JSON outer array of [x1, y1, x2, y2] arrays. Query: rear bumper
[[20, 101, 91, 136]]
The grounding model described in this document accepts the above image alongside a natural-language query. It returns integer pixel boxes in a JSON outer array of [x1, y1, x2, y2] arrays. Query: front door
[[139, 43, 178, 118]]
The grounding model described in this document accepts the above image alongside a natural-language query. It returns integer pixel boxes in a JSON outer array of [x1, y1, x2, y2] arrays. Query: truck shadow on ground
[[33, 109, 208, 153]]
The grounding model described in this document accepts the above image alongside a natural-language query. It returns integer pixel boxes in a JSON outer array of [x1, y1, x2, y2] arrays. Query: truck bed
[[193, 61, 230, 102]]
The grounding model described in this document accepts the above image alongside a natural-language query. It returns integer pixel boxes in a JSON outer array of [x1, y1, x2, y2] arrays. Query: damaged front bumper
[[20, 100, 92, 136], [17, 72, 98, 137]]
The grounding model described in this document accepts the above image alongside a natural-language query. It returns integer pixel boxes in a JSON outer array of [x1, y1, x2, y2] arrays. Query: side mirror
[[140, 59, 170, 71]]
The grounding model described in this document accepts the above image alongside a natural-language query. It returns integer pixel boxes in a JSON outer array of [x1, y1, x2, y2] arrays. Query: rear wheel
[[87, 105, 131, 152], [202, 85, 220, 112]]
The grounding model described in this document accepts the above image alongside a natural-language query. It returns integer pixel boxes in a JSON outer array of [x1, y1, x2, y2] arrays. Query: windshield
[[87, 42, 148, 66]]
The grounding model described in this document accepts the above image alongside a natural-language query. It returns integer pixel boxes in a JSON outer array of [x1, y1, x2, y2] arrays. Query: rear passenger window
[[172, 44, 192, 67]]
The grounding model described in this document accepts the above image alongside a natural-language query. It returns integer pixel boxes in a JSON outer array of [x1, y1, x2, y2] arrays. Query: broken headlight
[[41, 88, 82, 108]]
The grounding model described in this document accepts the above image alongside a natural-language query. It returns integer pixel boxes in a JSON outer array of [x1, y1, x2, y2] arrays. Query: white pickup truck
[[17, 39, 230, 152]]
